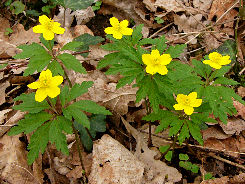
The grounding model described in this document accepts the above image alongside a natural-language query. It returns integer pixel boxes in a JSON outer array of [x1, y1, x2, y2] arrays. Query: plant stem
[[145, 98, 152, 147], [72, 121, 88, 183], [160, 133, 178, 160], [46, 97, 59, 115]]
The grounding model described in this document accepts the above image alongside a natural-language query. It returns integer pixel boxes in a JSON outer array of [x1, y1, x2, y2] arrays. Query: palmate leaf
[[51, 0, 94, 10], [61, 41, 84, 51], [14, 43, 52, 76], [187, 120, 203, 145], [8, 111, 52, 135], [47, 60, 64, 76], [49, 118, 69, 155], [27, 121, 51, 165], [13, 93, 49, 113], [57, 53, 86, 74], [213, 77, 239, 85], [169, 120, 184, 137], [165, 44, 186, 58], [178, 123, 190, 145], [191, 59, 206, 78], [131, 24, 144, 45]]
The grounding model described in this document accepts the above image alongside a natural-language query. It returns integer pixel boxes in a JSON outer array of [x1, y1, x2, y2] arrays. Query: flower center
[[153, 58, 161, 65], [40, 78, 50, 88], [45, 21, 53, 30], [211, 55, 222, 64], [114, 24, 121, 32], [183, 97, 191, 106]]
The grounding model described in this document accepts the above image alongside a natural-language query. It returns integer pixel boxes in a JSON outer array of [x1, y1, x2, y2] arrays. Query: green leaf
[[191, 164, 199, 173], [0, 64, 7, 69], [156, 35, 167, 53], [136, 75, 150, 103], [213, 77, 239, 85], [165, 44, 186, 58], [63, 106, 90, 129], [187, 120, 203, 145], [60, 85, 69, 107], [51, 0, 94, 10], [57, 116, 73, 134], [11, 1, 25, 15], [8, 112, 52, 135], [210, 66, 231, 80], [67, 81, 93, 102], [169, 120, 184, 137], [40, 34, 54, 51], [192, 59, 206, 78], [179, 161, 192, 170], [69, 100, 112, 115], [97, 52, 121, 69], [74, 33, 104, 57], [116, 75, 136, 89], [179, 154, 189, 161], [61, 41, 84, 51], [14, 43, 52, 76], [204, 173, 214, 180], [165, 151, 173, 161], [215, 40, 237, 63], [27, 121, 51, 165], [138, 38, 158, 46], [13, 93, 49, 113], [49, 118, 69, 155], [57, 53, 86, 74], [178, 123, 190, 145], [5, 0, 12, 6], [48, 60, 64, 76], [26, 10, 41, 16], [131, 24, 143, 45]]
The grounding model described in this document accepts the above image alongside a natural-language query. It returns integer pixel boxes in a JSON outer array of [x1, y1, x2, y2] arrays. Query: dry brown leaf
[[88, 134, 145, 184], [33, 154, 44, 184], [237, 86, 245, 98], [0, 109, 12, 124], [219, 118, 245, 135], [193, 0, 212, 12], [0, 17, 10, 41], [0, 134, 36, 184], [229, 172, 245, 183], [121, 117, 182, 183], [204, 136, 245, 157], [200, 176, 229, 184], [202, 126, 231, 141], [233, 100, 245, 119]]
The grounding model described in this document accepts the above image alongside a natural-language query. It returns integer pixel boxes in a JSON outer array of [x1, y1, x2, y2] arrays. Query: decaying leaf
[[233, 100, 245, 119], [219, 118, 245, 135]]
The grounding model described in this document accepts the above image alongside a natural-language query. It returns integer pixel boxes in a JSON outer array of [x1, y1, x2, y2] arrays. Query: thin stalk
[[72, 122, 88, 183], [160, 133, 179, 160], [46, 97, 59, 115], [145, 98, 152, 147], [63, 8, 66, 28]]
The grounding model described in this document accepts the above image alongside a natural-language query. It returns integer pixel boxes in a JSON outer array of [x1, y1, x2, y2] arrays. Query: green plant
[[204, 172, 215, 180], [100, 17, 245, 163], [8, 14, 110, 183], [154, 16, 164, 24], [178, 154, 199, 173], [92, 0, 102, 11], [4, 27, 13, 36]]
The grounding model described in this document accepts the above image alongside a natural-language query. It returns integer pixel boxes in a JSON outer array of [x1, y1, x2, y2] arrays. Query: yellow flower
[[33, 15, 65, 40], [104, 17, 133, 39], [142, 49, 172, 75], [203, 52, 231, 69], [28, 69, 63, 102], [173, 92, 202, 115]]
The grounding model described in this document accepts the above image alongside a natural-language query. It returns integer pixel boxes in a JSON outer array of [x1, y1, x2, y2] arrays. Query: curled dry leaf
[[219, 118, 245, 135], [233, 100, 245, 120], [202, 126, 232, 141]]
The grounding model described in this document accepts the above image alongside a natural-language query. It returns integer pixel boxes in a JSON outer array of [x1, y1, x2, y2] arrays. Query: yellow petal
[[203, 60, 221, 69], [46, 86, 60, 98], [157, 65, 168, 75], [43, 30, 55, 40], [159, 54, 172, 65], [104, 27, 115, 34], [184, 106, 194, 115], [112, 31, 123, 39], [39, 15, 51, 25], [33, 25, 46, 33], [190, 99, 202, 107], [145, 65, 157, 75], [120, 27, 133, 36], [28, 81, 41, 89], [176, 94, 187, 103], [219, 55, 231, 65], [142, 54, 152, 65], [173, 103, 184, 110], [39, 69, 52, 81], [50, 76, 63, 87], [110, 17, 119, 27], [52, 22, 65, 34], [188, 92, 197, 100], [120, 20, 129, 28], [209, 52, 222, 60], [35, 88, 48, 102], [151, 50, 160, 58]]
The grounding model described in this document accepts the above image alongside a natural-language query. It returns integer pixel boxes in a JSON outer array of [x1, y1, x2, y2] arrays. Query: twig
[[72, 50, 91, 55], [149, 22, 174, 38], [208, 152, 245, 170]]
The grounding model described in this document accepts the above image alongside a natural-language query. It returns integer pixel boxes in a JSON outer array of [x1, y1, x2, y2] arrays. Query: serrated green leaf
[[179, 161, 192, 170], [192, 59, 206, 78], [178, 123, 190, 145], [179, 153, 189, 161], [116, 75, 135, 89], [67, 81, 93, 103], [210, 66, 231, 80], [136, 75, 150, 103], [165, 151, 173, 161], [51, 0, 94, 10], [187, 120, 203, 145], [61, 41, 83, 51], [60, 85, 69, 107], [169, 120, 184, 136], [57, 116, 73, 134], [138, 38, 158, 46], [8, 112, 52, 135], [69, 100, 111, 115], [165, 44, 186, 58], [213, 77, 239, 85], [13, 93, 49, 113], [132, 24, 143, 45], [63, 106, 90, 129], [27, 121, 51, 165], [49, 118, 69, 155], [74, 33, 104, 57], [97, 52, 121, 69], [48, 60, 64, 76], [57, 53, 86, 74], [11, 1, 25, 15], [156, 35, 167, 53]]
